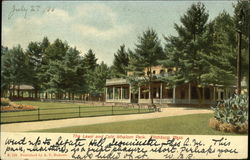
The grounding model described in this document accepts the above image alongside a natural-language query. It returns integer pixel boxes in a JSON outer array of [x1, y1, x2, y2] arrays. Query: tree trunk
[[35, 89, 38, 99], [237, 31, 242, 95], [12, 84, 15, 98], [9, 85, 12, 98], [68, 92, 71, 100], [45, 92, 48, 99], [196, 86, 203, 106]]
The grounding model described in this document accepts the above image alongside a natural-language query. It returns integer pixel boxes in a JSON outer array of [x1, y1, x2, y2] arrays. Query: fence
[[1, 105, 155, 124]]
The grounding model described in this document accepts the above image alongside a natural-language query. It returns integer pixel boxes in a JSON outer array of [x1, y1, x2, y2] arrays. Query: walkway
[[1, 107, 213, 132]]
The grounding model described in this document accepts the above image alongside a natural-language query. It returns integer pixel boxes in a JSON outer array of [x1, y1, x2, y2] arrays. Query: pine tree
[[112, 45, 129, 78], [87, 62, 111, 99], [26, 41, 44, 98], [162, 3, 210, 102], [201, 12, 236, 86], [128, 29, 164, 104], [83, 49, 98, 71], [2, 45, 30, 98]]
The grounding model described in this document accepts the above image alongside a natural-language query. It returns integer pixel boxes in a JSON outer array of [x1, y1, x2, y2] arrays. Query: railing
[[0, 105, 154, 124]]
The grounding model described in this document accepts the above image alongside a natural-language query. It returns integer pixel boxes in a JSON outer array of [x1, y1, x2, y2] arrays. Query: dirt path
[[1, 107, 213, 132]]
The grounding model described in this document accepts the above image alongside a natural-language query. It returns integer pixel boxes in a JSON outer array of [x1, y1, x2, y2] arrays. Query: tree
[[26, 41, 44, 98], [128, 29, 164, 104], [200, 12, 236, 86], [41, 39, 69, 98], [87, 62, 111, 99], [1, 46, 9, 97], [62, 47, 86, 100], [1, 45, 30, 98], [233, 1, 249, 94], [112, 45, 129, 78], [162, 3, 211, 103], [83, 49, 98, 71]]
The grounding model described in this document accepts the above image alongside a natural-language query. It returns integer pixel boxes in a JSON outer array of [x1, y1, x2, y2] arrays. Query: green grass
[[33, 113, 244, 135], [0, 101, 151, 123]]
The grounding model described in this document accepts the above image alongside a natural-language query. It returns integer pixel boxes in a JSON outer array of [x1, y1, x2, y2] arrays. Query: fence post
[[112, 105, 114, 115], [38, 108, 40, 121], [79, 106, 80, 117]]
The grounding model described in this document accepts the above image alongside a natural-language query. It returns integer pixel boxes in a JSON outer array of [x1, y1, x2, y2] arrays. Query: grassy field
[[33, 113, 243, 135], [0, 101, 152, 123]]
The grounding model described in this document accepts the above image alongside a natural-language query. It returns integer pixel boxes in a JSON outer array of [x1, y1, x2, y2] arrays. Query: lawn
[[0, 101, 152, 123], [33, 113, 243, 135]]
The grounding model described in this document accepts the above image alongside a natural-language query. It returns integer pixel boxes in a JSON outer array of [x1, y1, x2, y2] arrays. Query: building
[[105, 66, 245, 105]]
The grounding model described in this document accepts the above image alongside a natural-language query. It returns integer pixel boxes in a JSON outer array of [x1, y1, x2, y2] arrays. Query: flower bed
[[1, 98, 37, 112], [1, 104, 37, 112], [208, 117, 248, 134]]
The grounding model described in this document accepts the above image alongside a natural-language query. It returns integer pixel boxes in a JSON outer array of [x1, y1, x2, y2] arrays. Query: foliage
[[83, 49, 98, 71], [211, 94, 248, 129], [112, 45, 129, 78], [233, 1, 250, 81], [1, 98, 11, 106], [200, 12, 236, 86], [1, 45, 30, 97], [87, 62, 111, 96], [128, 29, 164, 104]]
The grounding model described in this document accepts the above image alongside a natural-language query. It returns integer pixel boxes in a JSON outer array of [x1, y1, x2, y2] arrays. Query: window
[[205, 88, 210, 99], [160, 69, 165, 75], [152, 70, 156, 74], [191, 86, 199, 99]]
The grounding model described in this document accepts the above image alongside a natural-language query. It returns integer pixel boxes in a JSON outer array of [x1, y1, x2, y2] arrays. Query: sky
[[2, 1, 236, 65]]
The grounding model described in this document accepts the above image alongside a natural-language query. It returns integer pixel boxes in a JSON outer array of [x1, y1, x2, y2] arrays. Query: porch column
[[121, 87, 123, 100], [138, 86, 141, 103], [149, 85, 151, 103], [173, 86, 176, 103], [129, 85, 131, 103], [113, 86, 115, 100], [105, 87, 108, 100], [188, 83, 191, 104], [213, 87, 216, 101], [202, 87, 205, 103], [160, 83, 163, 104]]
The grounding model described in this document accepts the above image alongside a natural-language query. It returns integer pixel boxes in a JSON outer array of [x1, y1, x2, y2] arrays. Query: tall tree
[[200, 11, 236, 86], [87, 62, 111, 99], [128, 29, 164, 104], [63, 47, 86, 100], [233, 1, 249, 94], [41, 39, 69, 98], [112, 45, 129, 78], [1, 46, 9, 97], [1, 45, 30, 98], [83, 49, 98, 71], [162, 2, 210, 102], [26, 41, 44, 98]]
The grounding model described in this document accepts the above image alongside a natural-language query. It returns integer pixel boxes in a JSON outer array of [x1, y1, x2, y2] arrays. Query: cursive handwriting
[[8, 5, 55, 20], [2, 135, 244, 159]]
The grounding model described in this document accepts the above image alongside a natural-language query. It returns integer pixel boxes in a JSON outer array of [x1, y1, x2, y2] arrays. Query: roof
[[106, 78, 128, 86], [10, 85, 34, 90]]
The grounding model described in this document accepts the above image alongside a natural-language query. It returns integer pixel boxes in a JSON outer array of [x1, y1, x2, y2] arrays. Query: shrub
[[210, 94, 248, 133], [1, 98, 11, 106]]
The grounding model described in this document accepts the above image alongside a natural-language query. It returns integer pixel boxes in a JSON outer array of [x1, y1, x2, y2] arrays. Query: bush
[[1, 98, 11, 106], [210, 94, 248, 133]]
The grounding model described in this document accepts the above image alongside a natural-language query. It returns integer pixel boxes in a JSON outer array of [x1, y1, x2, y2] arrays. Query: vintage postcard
[[1, 0, 249, 159]]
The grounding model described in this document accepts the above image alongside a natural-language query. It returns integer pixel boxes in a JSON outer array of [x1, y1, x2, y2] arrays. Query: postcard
[[1, 1, 248, 159]]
